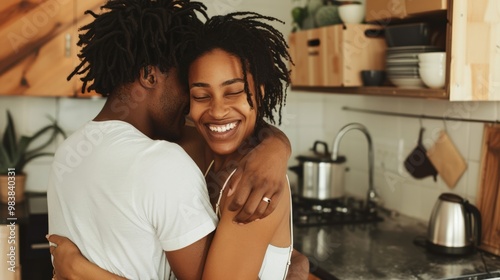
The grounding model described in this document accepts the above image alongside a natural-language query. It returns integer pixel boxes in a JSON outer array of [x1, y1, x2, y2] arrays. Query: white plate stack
[[386, 45, 443, 89]]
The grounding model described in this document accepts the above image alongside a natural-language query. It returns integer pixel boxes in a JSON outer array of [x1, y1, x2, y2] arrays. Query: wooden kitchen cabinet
[[291, 0, 500, 101], [448, 0, 500, 101], [0, 0, 104, 97]]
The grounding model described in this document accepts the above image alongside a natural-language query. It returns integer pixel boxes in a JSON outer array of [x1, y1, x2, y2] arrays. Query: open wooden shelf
[[291, 86, 449, 100]]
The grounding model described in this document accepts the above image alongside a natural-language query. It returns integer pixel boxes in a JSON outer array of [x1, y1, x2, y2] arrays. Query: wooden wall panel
[[0, 0, 104, 97], [0, 0, 74, 76], [477, 124, 500, 256]]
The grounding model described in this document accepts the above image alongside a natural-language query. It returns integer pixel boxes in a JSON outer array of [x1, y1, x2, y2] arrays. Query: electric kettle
[[427, 193, 482, 255]]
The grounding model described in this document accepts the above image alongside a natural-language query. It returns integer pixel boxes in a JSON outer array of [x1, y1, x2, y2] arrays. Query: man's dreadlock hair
[[181, 12, 292, 126], [68, 0, 207, 96]]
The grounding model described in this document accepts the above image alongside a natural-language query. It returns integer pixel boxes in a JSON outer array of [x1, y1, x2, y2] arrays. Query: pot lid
[[296, 154, 346, 163], [296, 140, 347, 163]]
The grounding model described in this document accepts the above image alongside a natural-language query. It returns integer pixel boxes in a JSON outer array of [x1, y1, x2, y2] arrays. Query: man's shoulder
[[136, 140, 203, 178], [141, 140, 194, 163]]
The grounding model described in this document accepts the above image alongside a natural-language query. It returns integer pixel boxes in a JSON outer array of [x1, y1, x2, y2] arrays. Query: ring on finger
[[262, 197, 271, 203], [49, 242, 58, 248]]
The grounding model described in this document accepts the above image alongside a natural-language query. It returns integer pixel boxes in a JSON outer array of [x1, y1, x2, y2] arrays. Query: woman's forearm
[[71, 259, 128, 280], [48, 234, 128, 280], [256, 124, 292, 158]]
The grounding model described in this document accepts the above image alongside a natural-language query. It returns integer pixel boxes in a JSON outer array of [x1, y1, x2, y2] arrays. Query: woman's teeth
[[208, 122, 237, 133]]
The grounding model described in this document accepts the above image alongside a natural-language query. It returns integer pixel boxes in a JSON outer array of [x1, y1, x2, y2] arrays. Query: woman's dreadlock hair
[[68, 0, 207, 96], [180, 12, 292, 127]]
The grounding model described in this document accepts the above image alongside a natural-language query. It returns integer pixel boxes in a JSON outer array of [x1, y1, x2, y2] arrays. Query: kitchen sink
[[441, 271, 500, 280]]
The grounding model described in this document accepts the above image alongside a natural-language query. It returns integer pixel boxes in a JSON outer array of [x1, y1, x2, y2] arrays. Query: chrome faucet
[[332, 123, 379, 213]]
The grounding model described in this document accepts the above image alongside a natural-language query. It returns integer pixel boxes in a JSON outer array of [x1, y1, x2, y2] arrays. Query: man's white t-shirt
[[48, 121, 218, 279]]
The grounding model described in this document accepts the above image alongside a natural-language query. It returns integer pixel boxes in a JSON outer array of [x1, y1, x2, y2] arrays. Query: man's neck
[[94, 91, 153, 138]]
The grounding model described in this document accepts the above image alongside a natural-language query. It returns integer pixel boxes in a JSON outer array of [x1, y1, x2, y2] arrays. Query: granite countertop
[[293, 211, 500, 280]]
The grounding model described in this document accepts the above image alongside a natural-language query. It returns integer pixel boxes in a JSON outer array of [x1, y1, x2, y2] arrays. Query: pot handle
[[312, 140, 330, 155], [464, 201, 482, 247]]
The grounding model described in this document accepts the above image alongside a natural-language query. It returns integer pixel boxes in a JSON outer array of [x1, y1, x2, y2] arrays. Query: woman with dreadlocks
[[49, 9, 308, 280], [184, 11, 295, 279]]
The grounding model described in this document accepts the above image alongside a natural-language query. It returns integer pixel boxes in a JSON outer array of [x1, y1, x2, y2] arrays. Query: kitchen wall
[[282, 92, 500, 222], [1, 0, 499, 222]]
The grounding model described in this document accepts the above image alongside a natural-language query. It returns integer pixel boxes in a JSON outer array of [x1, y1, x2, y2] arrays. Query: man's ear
[[139, 66, 159, 89]]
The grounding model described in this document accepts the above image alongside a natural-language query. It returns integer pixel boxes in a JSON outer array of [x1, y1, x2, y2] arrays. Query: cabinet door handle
[[65, 33, 71, 57], [307, 39, 320, 47]]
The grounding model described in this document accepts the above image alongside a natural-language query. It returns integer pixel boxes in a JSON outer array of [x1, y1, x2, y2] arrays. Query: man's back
[[48, 120, 217, 279]]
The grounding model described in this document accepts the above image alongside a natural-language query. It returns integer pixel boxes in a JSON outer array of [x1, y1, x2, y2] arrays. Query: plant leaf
[[1, 111, 66, 174], [0, 145, 13, 174], [10, 136, 30, 173], [24, 123, 63, 157], [2, 110, 17, 162]]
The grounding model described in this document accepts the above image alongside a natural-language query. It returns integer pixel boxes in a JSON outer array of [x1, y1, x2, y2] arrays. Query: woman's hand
[[47, 235, 128, 280], [227, 125, 291, 224], [47, 234, 85, 280]]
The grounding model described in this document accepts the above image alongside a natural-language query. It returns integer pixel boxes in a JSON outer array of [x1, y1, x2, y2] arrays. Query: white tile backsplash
[[23, 158, 52, 193], [22, 97, 58, 134], [297, 101, 324, 126], [286, 92, 499, 221], [57, 98, 106, 134], [466, 160, 481, 201], [468, 101, 497, 120]]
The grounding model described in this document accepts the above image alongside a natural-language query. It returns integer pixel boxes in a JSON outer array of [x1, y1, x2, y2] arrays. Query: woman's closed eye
[[225, 89, 245, 97], [191, 93, 210, 101]]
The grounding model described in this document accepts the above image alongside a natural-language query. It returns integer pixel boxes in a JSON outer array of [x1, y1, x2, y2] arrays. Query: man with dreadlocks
[[47, 0, 294, 279]]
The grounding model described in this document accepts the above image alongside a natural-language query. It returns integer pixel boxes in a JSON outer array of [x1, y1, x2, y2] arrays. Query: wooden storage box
[[405, 0, 447, 15], [365, 0, 446, 22], [288, 24, 386, 87], [365, 0, 407, 22]]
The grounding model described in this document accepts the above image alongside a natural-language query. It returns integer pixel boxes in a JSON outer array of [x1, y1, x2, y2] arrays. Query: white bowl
[[418, 52, 446, 63], [419, 67, 445, 89], [389, 77, 426, 89], [419, 62, 445, 69], [338, 4, 365, 24]]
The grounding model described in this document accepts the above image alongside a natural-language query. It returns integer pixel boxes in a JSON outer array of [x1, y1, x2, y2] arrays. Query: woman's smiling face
[[188, 48, 258, 156]]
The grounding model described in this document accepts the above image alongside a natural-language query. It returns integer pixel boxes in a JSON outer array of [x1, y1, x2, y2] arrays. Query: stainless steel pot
[[289, 141, 347, 200]]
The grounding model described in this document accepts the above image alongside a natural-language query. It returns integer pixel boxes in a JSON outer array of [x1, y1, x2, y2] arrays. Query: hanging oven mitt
[[404, 128, 438, 181], [426, 130, 467, 189]]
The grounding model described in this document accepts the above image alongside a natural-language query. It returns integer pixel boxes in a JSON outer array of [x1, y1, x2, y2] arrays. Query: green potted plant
[[0, 110, 66, 203]]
